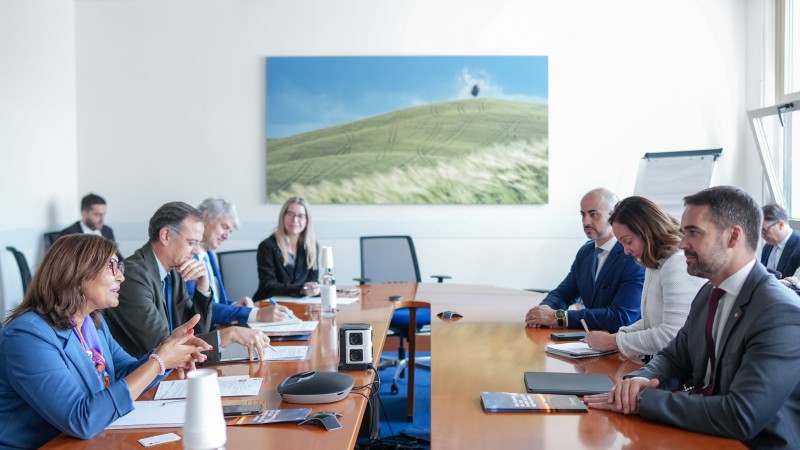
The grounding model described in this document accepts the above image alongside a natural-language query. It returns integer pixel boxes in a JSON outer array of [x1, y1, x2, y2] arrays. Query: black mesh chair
[[5, 246, 32, 295], [357, 236, 444, 421], [216, 249, 259, 301], [43, 232, 62, 251]]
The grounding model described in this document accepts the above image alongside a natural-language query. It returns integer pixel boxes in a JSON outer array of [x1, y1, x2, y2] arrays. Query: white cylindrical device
[[183, 369, 227, 450]]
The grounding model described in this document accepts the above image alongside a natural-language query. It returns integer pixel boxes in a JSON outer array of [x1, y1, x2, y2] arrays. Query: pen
[[268, 298, 295, 319], [580, 319, 590, 334]]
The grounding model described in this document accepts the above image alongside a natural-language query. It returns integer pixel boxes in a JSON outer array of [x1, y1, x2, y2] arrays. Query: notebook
[[524, 372, 614, 396]]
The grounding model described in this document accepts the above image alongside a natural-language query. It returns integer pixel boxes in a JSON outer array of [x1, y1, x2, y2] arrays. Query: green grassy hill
[[266, 98, 548, 204]]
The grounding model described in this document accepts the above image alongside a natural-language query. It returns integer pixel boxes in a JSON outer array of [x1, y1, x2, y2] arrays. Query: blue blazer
[[186, 250, 251, 327], [760, 230, 800, 278], [540, 240, 644, 332], [0, 311, 165, 449]]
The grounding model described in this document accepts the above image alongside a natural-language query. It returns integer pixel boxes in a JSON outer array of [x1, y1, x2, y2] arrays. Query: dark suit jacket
[[760, 230, 800, 278], [60, 220, 116, 241], [60, 221, 123, 259], [253, 234, 319, 300], [540, 240, 644, 332], [631, 262, 800, 448], [104, 242, 213, 358]]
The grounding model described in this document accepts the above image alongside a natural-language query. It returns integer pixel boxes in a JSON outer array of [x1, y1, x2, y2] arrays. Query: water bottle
[[320, 247, 337, 318]]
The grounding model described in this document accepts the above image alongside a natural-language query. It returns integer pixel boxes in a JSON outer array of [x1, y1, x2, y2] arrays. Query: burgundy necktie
[[698, 287, 726, 395]]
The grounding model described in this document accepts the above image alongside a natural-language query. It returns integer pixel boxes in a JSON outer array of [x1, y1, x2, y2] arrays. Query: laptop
[[198, 331, 260, 364], [524, 372, 614, 396]]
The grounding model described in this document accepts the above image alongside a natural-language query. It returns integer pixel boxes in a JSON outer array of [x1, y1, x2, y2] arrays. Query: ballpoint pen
[[268, 297, 296, 319], [580, 319, 590, 334]]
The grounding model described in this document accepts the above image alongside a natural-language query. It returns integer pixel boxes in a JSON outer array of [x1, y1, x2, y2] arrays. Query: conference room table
[[41, 283, 744, 449]]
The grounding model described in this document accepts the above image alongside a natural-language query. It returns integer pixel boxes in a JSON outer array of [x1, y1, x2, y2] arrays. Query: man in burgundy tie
[[586, 186, 800, 449]]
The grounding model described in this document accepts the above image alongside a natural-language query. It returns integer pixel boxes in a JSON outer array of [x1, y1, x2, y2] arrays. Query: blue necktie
[[164, 273, 174, 333], [591, 247, 603, 285], [207, 250, 229, 305]]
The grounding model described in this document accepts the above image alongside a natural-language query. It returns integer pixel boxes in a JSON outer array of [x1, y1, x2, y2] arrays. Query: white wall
[[0, 0, 77, 314], [2, 0, 758, 313]]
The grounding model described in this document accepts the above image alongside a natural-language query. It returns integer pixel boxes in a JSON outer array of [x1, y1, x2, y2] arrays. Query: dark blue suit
[[760, 230, 800, 278], [540, 240, 644, 333], [186, 250, 251, 327]]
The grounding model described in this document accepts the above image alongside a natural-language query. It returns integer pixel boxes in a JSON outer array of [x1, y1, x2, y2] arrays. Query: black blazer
[[253, 234, 319, 300], [60, 221, 123, 259], [60, 221, 116, 242]]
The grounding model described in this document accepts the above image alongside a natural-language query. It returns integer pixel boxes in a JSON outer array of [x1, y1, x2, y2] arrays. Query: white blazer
[[615, 249, 707, 358]]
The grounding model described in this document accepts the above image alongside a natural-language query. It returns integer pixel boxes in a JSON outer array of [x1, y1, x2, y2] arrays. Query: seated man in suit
[[60, 193, 117, 242], [525, 188, 644, 332], [187, 198, 291, 326], [105, 202, 269, 360], [760, 203, 800, 279], [586, 186, 800, 448]]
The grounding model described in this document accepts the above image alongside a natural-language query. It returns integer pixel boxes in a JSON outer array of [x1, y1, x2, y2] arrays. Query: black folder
[[524, 372, 614, 396]]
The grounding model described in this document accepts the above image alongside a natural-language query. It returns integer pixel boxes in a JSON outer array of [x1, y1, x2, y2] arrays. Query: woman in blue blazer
[[0, 234, 211, 449]]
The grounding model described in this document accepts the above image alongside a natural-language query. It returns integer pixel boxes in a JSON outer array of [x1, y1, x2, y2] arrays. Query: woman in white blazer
[[584, 196, 706, 360]]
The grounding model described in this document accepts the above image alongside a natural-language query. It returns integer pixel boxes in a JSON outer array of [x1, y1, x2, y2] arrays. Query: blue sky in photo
[[266, 55, 548, 138]]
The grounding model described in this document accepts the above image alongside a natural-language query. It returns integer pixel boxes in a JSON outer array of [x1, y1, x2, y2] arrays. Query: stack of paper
[[155, 375, 263, 400], [250, 320, 318, 336], [271, 296, 360, 305], [263, 346, 311, 361], [107, 400, 186, 429]]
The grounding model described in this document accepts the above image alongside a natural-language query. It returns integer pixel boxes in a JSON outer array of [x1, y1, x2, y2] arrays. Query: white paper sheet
[[154, 375, 263, 400]]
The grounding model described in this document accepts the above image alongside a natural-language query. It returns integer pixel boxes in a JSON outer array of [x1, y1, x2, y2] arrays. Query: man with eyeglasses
[[105, 202, 269, 360], [759, 204, 800, 280], [185, 198, 292, 327]]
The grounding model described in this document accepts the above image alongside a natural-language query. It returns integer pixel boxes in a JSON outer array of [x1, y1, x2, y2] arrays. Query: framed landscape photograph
[[265, 55, 548, 204]]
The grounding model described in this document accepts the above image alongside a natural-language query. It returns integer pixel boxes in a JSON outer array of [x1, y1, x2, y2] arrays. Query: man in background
[[525, 188, 644, 332], [760, 203, 800, 278], [61, 193, 117, 242]]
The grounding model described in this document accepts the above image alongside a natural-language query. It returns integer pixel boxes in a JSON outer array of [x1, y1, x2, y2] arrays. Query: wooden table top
[[40, 283, 745, 449]]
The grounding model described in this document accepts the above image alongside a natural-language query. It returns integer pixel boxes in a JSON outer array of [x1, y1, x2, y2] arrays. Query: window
[[749, 0, 800, 216]]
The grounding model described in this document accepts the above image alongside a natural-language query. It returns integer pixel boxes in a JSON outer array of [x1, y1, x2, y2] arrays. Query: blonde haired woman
[[254, 197, 320, 299]]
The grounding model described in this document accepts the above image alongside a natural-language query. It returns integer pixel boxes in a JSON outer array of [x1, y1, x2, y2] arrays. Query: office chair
[[215, 249, 259, 302], [358, 235, 445, 420], [43, 232, 62, 251], [5, 246, 32, 295]]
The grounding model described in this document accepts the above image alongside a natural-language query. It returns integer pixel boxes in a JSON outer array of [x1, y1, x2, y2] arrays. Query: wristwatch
[[555, 309, 566, 327]]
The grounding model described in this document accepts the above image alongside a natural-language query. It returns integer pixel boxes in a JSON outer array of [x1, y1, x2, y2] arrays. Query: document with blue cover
[[480, 392, 588, 413]]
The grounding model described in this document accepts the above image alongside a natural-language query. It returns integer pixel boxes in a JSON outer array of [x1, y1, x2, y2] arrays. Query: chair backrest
[[216, 249, 259, 301], [43, 232, 62, 251], [5, 246, 32, 295], [360, 236, 421, 284]]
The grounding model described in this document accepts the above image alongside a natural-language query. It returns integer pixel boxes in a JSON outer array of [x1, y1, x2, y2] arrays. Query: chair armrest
[[430, 275, 452, 283]]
